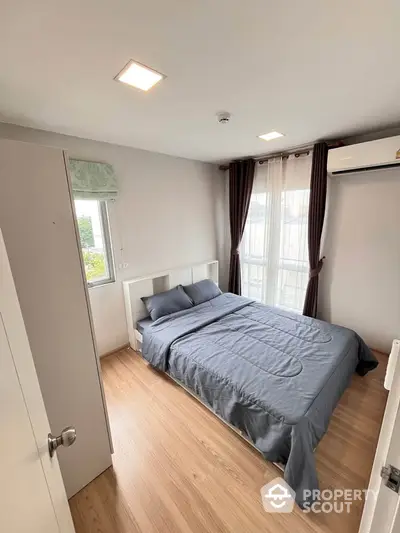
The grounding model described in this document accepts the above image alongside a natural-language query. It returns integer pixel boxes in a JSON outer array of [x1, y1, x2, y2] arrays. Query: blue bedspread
[[142, 293, 378, 506]]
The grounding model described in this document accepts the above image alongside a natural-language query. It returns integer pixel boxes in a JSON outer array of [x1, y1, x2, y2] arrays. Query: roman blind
[[69, 159, 118, 200]]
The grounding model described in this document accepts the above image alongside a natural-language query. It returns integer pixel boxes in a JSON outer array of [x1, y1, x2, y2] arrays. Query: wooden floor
[[70, 348, 387, 533]]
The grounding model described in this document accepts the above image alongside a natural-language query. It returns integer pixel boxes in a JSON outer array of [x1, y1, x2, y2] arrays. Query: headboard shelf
[[123, 260, 218, 350]]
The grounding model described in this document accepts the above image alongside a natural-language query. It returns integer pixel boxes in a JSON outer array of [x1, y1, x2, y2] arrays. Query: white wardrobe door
[[0, 139, 112, 497]]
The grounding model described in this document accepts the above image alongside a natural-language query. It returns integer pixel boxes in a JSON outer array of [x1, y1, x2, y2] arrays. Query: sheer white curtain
[[241, 153, 312, 313]]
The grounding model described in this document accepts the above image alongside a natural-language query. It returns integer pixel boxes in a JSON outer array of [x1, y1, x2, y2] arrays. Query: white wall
[[319, 168, 400, 353], [0, 123, 223, 355]]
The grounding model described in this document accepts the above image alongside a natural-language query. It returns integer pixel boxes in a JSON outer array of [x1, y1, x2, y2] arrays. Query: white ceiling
[[1, 0, 399, 162]]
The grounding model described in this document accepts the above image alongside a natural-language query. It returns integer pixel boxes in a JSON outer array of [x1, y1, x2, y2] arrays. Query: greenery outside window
[[75, 199, 115, 287]]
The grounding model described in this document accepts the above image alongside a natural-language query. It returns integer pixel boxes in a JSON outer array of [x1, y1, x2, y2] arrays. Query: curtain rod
[[218, 140, 341, 171], [218, 148, 310, 171], [258, 147, 311, 165]]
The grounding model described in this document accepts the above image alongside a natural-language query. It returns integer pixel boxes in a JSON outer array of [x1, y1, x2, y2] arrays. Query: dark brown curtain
[[228, 159, 256, 294], [303, 142, 329, 317]]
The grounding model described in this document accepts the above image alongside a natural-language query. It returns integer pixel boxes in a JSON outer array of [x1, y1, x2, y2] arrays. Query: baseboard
[[100, 343, 130, 359], [370, 347, 389, 357]]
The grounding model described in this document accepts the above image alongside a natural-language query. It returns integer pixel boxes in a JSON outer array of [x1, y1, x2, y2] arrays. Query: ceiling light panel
[[258, 131, 285, 141], [115, 60, 165, 91]]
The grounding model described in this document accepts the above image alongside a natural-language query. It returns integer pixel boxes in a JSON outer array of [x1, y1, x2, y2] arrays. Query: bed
[[123, 261, 378, 507]]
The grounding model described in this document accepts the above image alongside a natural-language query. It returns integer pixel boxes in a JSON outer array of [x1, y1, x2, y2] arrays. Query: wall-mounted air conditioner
[[328, 135, 400, 175]]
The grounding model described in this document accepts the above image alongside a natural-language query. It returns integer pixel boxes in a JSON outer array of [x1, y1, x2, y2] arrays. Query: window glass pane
[[244, 193, 269, 259], [241, 164, 310, 314], [277, 188, 310, 312], [246, 264, 264, 301], [280, 189, 309, 264], [75, 199, 111, 284], [277, 268, 308, 312]]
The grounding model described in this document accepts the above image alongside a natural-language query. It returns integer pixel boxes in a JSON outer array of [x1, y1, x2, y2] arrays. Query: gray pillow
[[141, 285, 193, 321], [183, 279, 221, 306]]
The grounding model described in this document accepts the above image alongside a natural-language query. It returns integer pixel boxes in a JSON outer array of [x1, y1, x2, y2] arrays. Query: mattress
[[136, 316, 153, 335], [141, 293, 378, 507]]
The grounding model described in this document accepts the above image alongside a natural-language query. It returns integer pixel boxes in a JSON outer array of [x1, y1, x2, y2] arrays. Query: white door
[[0, 230, 75, 533], [0, 138, 112, 497], [359, 341, 400, 533]]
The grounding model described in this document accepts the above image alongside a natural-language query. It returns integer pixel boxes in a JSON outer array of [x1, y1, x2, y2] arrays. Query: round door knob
[[48, 426, 77, 457]]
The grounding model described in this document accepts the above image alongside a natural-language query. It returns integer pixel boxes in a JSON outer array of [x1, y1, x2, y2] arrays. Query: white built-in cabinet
[[0, 139, 112, 497]]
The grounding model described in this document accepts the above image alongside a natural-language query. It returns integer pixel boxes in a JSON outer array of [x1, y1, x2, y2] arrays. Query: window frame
[[75, 199, 116, 289]]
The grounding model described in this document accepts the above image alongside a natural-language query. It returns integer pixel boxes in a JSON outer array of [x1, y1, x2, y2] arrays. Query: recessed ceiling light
[[258, 131, 285, 141], [114, 60, 165, 91]]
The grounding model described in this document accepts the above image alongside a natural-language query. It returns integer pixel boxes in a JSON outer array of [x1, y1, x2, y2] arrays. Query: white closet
[[0, 139, 112, 497]]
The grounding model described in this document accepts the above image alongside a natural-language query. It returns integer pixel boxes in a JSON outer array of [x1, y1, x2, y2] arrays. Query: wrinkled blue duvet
[[142, 293, 378, 506]]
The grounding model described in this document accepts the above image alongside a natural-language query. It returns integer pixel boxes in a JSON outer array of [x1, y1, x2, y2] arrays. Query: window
[[241, 154, 311, 313], [75, 199, 115, 287]]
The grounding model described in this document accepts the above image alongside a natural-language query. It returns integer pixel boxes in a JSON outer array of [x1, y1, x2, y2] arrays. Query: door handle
[[48, 426, 77, 457]]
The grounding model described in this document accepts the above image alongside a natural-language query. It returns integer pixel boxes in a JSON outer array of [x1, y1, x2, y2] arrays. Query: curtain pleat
[[228, 159, 256, 294], [302, 143, 329, 317]]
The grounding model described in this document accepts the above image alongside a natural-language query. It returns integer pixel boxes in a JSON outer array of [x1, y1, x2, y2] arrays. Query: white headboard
[[123, 260, 218, 350]]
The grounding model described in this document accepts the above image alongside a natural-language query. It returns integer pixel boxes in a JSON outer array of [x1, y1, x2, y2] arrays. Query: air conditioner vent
[[328, 136, 400, 175], [331, 161, 400, 176]]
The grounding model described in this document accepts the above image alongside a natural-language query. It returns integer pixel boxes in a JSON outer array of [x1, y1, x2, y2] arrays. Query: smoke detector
[[217, 112, 231, 124]]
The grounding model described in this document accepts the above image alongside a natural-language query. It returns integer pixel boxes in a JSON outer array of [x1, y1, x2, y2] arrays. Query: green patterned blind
[[69, 159, 118, 200]]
